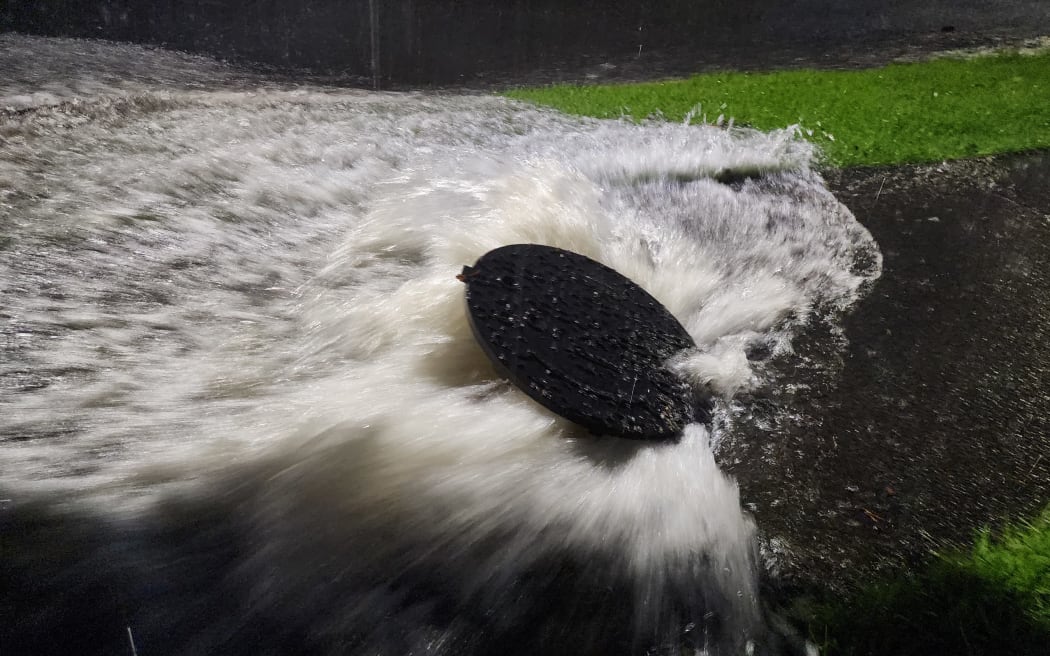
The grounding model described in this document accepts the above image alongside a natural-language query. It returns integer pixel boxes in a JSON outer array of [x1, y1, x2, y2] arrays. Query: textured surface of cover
[[460, 244, 698, 440]]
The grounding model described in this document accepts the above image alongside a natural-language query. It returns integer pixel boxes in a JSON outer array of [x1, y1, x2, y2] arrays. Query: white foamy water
[[1, 35, 880, 655]]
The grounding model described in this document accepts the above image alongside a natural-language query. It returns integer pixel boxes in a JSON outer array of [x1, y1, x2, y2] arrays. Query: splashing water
[[0, 35, 880, 655]]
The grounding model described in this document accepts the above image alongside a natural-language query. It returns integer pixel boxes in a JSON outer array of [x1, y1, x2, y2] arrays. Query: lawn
[[799, 505, 1050, 654], [506, 51, 1050, 167]]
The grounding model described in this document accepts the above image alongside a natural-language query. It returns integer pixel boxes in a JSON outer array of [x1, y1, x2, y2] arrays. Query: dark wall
[[0, 1, 767, 83], [2, 1, 1049, 85]]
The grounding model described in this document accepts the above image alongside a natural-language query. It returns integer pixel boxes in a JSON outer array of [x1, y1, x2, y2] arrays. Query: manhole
[[459, 244, 700, 440]]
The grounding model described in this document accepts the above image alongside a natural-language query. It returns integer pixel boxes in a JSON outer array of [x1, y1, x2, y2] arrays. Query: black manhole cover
[[459, 244, 700, 440]]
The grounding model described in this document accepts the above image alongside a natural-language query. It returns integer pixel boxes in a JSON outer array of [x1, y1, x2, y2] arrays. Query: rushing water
[[1, 35, 880, 655]]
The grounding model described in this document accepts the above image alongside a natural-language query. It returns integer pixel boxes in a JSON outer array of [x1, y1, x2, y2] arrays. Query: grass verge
[[506, 51, 1050, 167], [792, 506, 1050, 655]]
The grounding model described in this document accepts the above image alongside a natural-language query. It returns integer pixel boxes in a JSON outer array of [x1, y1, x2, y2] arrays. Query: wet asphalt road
[[725, 151, 1050, 593]]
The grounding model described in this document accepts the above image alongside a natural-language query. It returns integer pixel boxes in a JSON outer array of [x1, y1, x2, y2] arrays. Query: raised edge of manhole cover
[[459, 244, 700, 440]]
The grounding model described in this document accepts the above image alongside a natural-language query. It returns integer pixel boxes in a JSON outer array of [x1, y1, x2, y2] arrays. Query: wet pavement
[[467, 32, 1050, 91], [725, 151, 1050, 594]]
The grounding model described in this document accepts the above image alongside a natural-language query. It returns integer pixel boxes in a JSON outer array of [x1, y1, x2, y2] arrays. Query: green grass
[[795, 506, 1050, 655], [506, 52, 1050, 167], [962, 507, 1050, 625]]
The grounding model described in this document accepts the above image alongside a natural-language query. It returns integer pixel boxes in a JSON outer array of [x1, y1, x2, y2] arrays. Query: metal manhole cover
[[459, 244, 700, 440]]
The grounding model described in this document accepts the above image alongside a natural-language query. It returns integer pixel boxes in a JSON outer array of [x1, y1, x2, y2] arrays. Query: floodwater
[[0, 34, 888, 655]]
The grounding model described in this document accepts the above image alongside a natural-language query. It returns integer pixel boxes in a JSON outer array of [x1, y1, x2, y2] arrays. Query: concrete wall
[[1, 1, 763, 82], [3, 1, 1048, 85]]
